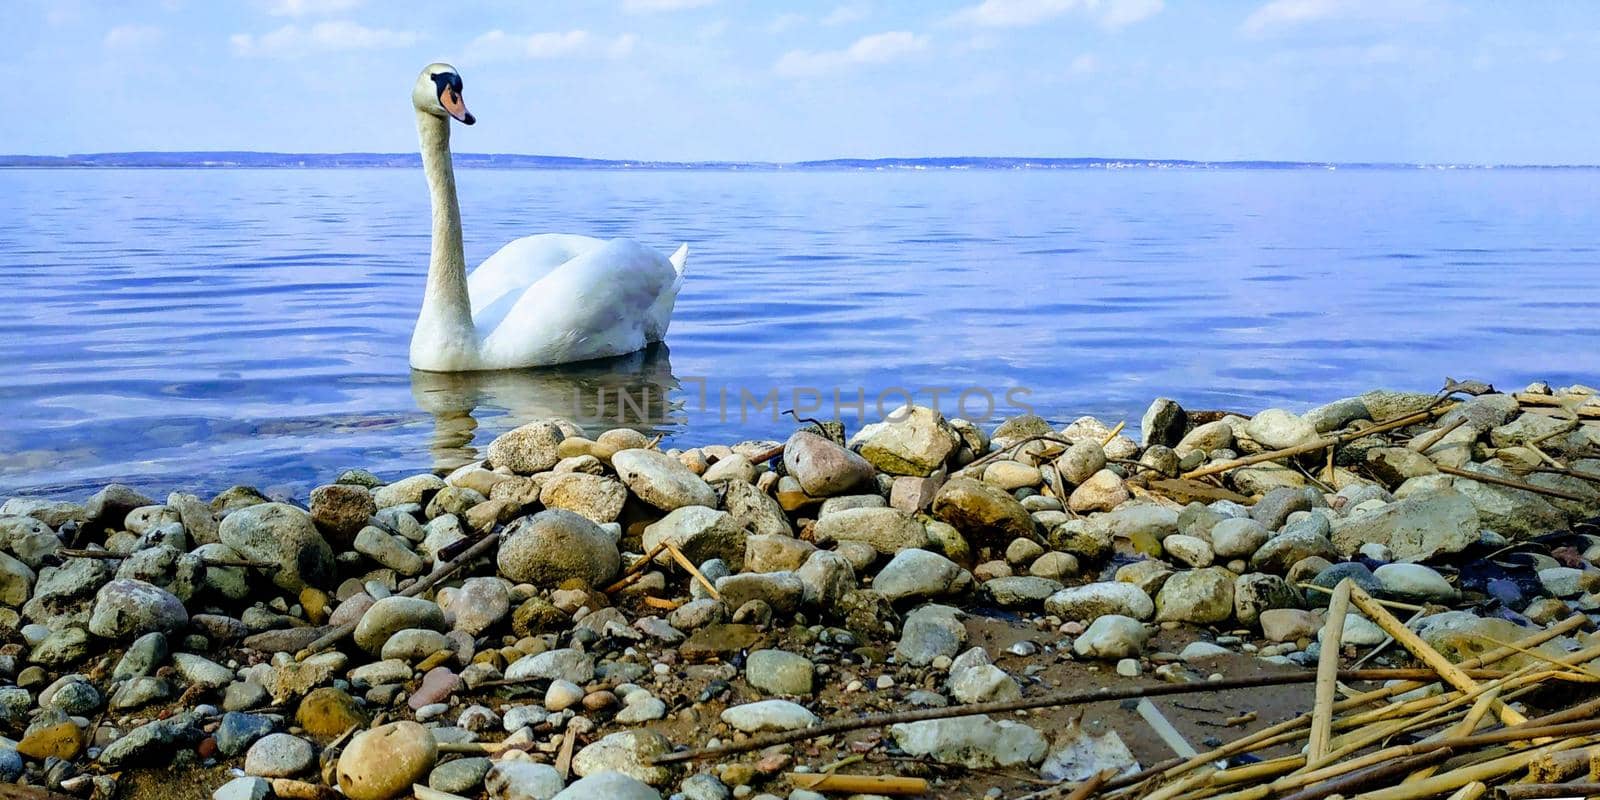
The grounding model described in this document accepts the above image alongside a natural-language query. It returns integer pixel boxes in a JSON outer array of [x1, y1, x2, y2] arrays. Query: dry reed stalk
[[1309, 578, 1355, 766], [785, 774, 930, 794], [1446, 782, 1489, 800], [1352, 736, 1595, 800], [1495, 784, 1600, 800], [1062, 770, 1117, 800], [1526, 745, 1600, 783], [663, 540, 721, 599], [1349, 585, 1528, 726], [1278, 750, 1459, 800], [1100, 420, 1127, 445], [1406, 688, 1505, 783], [1104, 618, 1587, 797]]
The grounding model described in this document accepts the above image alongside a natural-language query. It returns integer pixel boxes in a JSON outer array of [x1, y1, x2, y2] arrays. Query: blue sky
[[6, 0, 1600, 163]]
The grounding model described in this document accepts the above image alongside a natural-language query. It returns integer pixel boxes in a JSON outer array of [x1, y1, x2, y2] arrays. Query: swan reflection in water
[[409, 344, 685, 473]]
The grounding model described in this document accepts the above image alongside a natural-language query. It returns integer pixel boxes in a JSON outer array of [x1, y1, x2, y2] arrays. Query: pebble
[[243, 733, 315, 778]]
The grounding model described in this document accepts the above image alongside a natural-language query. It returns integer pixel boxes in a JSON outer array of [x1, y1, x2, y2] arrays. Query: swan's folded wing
[[478, 239, 678, 365], [467, 233, 608, 319]]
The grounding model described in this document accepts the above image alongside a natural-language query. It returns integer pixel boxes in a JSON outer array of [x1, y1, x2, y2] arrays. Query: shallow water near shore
[[3, 167, 1598, 497]]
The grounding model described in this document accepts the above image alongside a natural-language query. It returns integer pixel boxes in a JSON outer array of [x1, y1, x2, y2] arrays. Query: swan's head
[[413, 63, 474, 125]]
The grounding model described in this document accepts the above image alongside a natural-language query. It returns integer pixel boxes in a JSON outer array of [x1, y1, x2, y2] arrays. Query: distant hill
[[0, 152, 1592, 170]]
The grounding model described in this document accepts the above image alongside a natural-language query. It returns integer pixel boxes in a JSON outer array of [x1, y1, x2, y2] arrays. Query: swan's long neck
[[413, 110, 476, 368]]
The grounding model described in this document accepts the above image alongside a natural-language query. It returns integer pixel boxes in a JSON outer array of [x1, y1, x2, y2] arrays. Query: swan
[[408, 62, 688, 372]]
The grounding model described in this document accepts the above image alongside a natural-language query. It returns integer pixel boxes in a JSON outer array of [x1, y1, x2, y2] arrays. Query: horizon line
[[3, 150, 1598, 170]]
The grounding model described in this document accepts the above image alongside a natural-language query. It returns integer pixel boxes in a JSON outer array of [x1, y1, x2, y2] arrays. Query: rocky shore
[[1, 380, 1599, 800]]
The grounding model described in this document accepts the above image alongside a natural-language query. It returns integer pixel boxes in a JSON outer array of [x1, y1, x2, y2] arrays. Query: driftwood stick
[[651, 668, 1499, 765], [602, 541, 670, 594], [297, 530, 500, 659], [1278, 750, 1457, 800], [1184, 407, 1445, 480], [785, 773, 929, 795], [1308, 579, 1352, 766], [1435, 464, 1592, 502], [1410, 415, 1471, 453]]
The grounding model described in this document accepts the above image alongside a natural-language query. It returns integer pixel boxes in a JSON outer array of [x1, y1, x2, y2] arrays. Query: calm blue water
[[3, 167, 1598, 498]]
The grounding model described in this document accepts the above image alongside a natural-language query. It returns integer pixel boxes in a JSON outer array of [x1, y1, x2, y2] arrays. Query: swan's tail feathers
[[669, 243, 689, 276]]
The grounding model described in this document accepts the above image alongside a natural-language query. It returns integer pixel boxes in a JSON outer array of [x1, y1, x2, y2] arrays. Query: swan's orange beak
[[442, 87, 474, 125]]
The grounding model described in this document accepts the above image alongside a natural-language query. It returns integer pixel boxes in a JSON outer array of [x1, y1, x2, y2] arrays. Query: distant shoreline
[[3, 152, 1598, 170]]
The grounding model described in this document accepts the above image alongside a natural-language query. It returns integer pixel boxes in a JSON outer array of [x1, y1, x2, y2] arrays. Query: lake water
[[3, 167, 1598, 499]]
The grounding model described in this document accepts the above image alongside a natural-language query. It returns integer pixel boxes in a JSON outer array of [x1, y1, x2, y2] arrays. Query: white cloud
[[774, 31, 928, 78], [769, 13, 806, 32], [467, 29, 639, 61], [1269, 42, 1434, 67], [623, 0, 715, 12], [1067, 52, 1098, 75], [821, 5, 869, 26], [265, 0, 363, 17], [949, 0, 1162, 29], [104, 24, 163, 48], [230, 20, 418, 57], [1241, 0, 1447, 36]]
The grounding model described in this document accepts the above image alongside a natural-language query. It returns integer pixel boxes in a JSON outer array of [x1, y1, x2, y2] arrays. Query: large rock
[[553, 772, 659, 800], [813, 507, 928, 555], [896, 604, 966, 665], [309, 484, 375, 547], [1330, 489, 1479, 562], [1141, 397, 1188, 448], [87, 579, 188, 640], [498, 510, 621, 587], [539, 473, 627, 524], [1068, 470, 1130, 513], [487, 421, 565, 475], [851, 405, 959, 476], [1452, 463, 1569, 538], [1154, 568, 1235, 624], [218, 503, 335, 592], [931, 478, 1033, 547], [890, 715, 1047, 768], [1072, 614, 1148, 659], [336, 721, 438, 800], [873, 549, 968, 603], [1044, 582, 1154, 622], [571, 729, 674, 786], [721, 700, 818, 732], [611, 449, 716, 510], [642, 506, 747, 572], [1245, 409, 1319, 450], [783, 431, 875, 496], [723, 480, 794, 537], [353, 597, 446, 655]]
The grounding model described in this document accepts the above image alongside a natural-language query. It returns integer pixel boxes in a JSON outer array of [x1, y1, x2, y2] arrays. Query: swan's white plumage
[[470, 235, 686, 368], [405, 63, 687, 373]]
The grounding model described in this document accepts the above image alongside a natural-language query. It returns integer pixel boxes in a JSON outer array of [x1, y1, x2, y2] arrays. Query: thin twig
[[663, 540, 721, 599], [1435, 464, 1592, 502], [297, 530, 500, 659]]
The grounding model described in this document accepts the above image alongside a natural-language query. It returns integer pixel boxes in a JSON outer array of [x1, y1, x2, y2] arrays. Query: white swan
[[408, 63, 688, 372]]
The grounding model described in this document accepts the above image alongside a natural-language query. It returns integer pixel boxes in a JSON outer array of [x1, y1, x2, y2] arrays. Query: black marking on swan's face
[[431, 71, 474, 125]]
